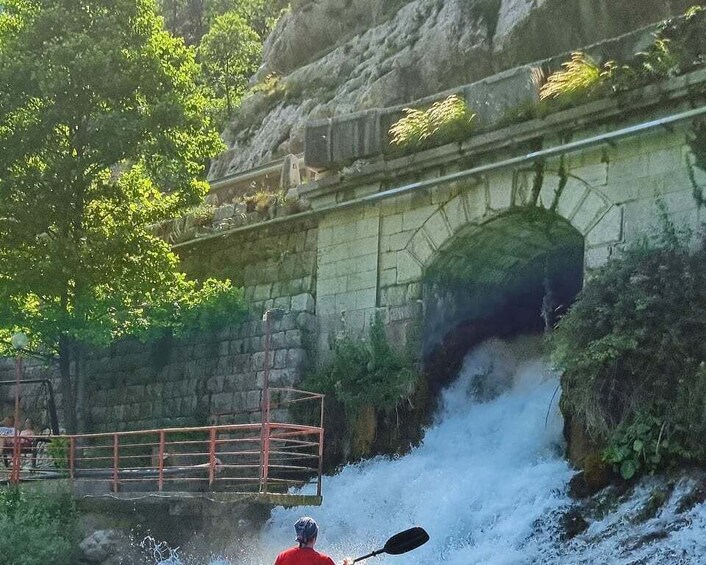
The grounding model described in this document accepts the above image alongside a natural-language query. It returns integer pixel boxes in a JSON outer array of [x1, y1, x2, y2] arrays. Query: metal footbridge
[[1, 387, 325, 507]]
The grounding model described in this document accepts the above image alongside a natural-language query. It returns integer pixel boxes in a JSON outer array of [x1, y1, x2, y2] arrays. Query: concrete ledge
[[303, 23, 670, 170], [300, 66, 706, 206]]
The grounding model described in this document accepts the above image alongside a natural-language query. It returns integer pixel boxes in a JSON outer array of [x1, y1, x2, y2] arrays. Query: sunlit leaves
[[0, 0, 237, 357]]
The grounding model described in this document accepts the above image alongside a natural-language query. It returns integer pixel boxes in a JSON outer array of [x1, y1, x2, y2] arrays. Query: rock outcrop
[[210, 0, 695, 178]]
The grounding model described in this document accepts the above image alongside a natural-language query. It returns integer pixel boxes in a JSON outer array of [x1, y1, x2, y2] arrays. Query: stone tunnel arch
[[421, 208, 585, 390]]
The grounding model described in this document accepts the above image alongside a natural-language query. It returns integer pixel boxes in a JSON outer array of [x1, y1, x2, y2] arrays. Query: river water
[[162, 337, 706, 564]]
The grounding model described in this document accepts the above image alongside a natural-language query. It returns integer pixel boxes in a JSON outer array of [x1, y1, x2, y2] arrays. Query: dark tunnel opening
[[421, 212, 585, 395]]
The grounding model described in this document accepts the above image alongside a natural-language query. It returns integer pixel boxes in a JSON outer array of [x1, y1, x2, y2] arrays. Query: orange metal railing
[[2, 387, 324, 497]]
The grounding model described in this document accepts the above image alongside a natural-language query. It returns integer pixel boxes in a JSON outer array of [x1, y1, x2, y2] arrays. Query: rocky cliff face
[[209, 0, 695, 178]]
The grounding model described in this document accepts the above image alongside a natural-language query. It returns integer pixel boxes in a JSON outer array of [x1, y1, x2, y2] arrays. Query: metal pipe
[[174, 104, 706, 250]]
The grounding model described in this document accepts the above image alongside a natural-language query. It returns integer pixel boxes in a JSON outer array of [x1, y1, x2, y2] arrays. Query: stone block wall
[[0, 307, 315, 434], [315, 207, 381, 350], [0, 218, 319, 433], [3, 53, 706, 436], [0, 359, 56, 429], [177, 217, 318, 318], [87, 217, 319, 431], [83, 307, 314, 432], [303, 73, 706, 360]]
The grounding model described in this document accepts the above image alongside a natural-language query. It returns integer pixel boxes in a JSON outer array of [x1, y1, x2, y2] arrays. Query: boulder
[[79, 529, 139, 564]]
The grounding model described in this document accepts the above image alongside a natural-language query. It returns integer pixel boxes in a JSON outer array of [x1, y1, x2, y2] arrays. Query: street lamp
[[10, 332, 28, 485], [259, 308, 285, 494]]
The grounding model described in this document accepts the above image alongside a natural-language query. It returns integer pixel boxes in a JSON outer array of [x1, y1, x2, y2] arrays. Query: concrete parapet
[[302, 24, 665, 171]]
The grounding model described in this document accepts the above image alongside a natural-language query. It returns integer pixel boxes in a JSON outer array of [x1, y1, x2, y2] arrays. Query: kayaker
[[274, 516, 352, 565]]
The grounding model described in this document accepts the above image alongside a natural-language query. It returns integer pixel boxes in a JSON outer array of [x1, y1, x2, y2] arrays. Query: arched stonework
[[397, 168, 624, 283]]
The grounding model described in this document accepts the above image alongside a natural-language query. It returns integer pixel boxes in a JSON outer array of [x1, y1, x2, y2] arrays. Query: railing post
[[208, 427, 217, 488], [112, 434, 119, 493], [262, 421, 271, 494], [260, 311, 271, 494], [68, 436, 75, 481], [317, 395, 325, 498], [10, 354, 23, 485], [258, 308, 284, 494], [158, 430, 165, 492]]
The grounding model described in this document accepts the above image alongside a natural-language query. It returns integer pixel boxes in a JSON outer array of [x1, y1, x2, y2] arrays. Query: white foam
[[187, 337, 706, 565]]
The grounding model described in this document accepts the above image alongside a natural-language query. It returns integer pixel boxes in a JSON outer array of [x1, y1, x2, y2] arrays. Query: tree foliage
[[0, 0, 245, 431], [156, 0, 288, 126], [158, 0, 288, 44], [198, 10, 262, 118]]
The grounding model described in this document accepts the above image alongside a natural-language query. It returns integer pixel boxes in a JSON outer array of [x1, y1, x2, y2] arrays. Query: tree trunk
[[58, 334, 77, 433], [75, 342, 87, 433]]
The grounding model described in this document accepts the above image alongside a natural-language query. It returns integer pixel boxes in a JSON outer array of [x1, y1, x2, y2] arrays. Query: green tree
[[198, 10, 262, 119], [158, 0, 205, 45], [157, 0, 288, 45], [0, 0, 243, 432], [205, 0, 289, 38]]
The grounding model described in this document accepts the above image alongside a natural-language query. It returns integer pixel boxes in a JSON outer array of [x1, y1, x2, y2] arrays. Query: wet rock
[[633, 486, 672, 523], [676, 476, 706, 513], [559, 507, 589, 540], [79, 529, 142, 564], [568, 454, 612, 499]]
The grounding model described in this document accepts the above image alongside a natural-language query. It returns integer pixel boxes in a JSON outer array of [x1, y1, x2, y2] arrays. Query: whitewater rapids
[[166, 337, 706, 564]]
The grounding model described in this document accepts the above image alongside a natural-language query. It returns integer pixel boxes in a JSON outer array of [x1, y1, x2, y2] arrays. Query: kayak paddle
[[351, 526, 429, 562]]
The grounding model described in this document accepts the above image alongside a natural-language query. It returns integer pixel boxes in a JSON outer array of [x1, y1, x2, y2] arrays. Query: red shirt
[[274, 546, 335, 565]]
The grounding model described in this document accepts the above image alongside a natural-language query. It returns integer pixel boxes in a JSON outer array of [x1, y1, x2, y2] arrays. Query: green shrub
[[553, 219, 706, 478], [133, 278, 247, 341], [188, 203, 216, 227], [603, 412, 697, 480], [46, 437, 70, 471], [303, 313, 420, 427], [250, 73, 286, 100], [0, 488, 79, 565], [388, 95, 476, 152]]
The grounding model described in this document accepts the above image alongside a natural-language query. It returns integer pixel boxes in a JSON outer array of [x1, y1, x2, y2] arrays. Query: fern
[[539, 52, 615, 101], [388, 95, 476, 151]]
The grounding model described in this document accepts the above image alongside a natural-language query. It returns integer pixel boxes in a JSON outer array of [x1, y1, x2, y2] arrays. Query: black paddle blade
[[383, 527, 430, 555]]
